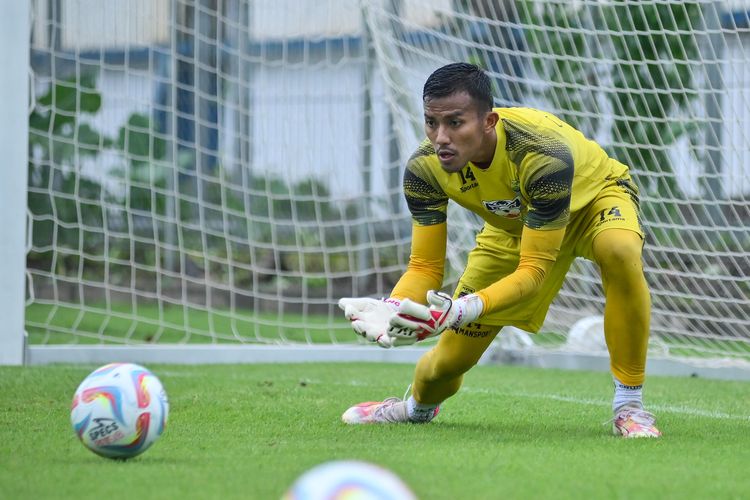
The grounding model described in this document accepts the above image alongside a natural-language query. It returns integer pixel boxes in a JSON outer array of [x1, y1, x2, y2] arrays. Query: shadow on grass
[[422, 418, 621, 442], [59, 452, 201, 466]]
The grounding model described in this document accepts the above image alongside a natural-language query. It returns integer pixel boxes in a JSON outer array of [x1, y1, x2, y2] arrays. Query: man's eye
[[451, 121, 462, 127]]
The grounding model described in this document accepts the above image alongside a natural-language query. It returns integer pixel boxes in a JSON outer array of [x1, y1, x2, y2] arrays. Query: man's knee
[[422, 327, 499, 381], [593, 230, 644, 277]]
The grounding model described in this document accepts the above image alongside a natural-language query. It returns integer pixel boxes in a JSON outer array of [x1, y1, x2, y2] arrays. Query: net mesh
[[25, 0, 750, 365]]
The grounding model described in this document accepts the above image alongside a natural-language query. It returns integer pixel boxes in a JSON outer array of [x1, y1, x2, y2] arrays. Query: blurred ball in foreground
[[284, 460, 416, 500]]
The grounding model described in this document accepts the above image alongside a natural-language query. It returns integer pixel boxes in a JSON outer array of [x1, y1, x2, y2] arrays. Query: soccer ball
[[71, 362, 169, 459], [284, 460, 416, 500]]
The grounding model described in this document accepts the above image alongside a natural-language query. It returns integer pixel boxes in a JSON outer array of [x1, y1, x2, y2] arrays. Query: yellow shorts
[[454, 181, 644, 332]]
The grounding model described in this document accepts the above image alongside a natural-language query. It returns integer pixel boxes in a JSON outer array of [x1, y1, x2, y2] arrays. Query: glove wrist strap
[[455, 294, 484, 327], [384, 297, 401, 309]]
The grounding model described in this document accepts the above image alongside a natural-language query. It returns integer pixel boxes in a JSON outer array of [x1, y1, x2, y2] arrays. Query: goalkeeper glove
[[338, 297, 411, 348], [387, 290, 484, 341]]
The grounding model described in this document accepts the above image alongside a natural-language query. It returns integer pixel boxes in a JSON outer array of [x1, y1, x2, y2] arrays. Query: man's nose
[[435, 126, 450, 146]]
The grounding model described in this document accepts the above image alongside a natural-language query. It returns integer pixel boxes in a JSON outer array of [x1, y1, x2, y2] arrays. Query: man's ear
[[484, 111, 499, 132]]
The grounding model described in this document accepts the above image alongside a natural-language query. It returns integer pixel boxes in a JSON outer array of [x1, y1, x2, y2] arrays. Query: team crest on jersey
[[483, 197, 522, 219]]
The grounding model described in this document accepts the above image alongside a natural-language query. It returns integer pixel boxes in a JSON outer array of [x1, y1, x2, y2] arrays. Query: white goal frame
[[21, 342, 750, 381], [0, 1, 30, 366]]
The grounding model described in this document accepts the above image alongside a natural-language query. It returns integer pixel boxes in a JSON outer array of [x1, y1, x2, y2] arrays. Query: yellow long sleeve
[[390, 223, 447, 304], [476, 226, 565, 315]]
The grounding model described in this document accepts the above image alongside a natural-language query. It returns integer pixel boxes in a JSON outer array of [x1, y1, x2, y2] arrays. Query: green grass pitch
[[2, 362, 750, 499]]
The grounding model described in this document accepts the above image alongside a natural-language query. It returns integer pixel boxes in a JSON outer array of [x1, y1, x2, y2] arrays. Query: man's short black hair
[[423, 62, 494, 112]]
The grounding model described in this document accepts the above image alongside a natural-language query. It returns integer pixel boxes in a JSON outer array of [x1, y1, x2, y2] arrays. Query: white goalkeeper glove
[[338, 297, 411, 348], [387, 290, 484, 342]]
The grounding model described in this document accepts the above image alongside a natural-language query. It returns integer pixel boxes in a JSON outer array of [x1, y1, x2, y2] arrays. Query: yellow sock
[[595, 231, 651, 387]]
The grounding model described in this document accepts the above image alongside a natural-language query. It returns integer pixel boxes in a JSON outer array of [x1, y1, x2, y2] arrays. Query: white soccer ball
[[566, 315, 607, 352], [70, 362, 169, 459], [284, 460, 416, 500]]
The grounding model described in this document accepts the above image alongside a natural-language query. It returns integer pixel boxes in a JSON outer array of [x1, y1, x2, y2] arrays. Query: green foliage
[[116, 112, 167, 164], [27, 75, 112, 272], [519, 1, 701, 199], [29, 74, 108, 166], [26, 77, 362, 285], [519, 2, 601, 135], [111, 112, 170, 217], [246, 175, 346, 245], [519, 1, 704, 245], [604, 1, 701, 196]]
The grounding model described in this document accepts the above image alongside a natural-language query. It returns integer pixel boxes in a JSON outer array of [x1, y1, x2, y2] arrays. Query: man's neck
[[472, 130, 497, 170]]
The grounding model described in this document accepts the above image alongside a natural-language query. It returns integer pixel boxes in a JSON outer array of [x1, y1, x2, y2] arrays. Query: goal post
[[0, 1, 30, 366], [15, 1, 750, 376]]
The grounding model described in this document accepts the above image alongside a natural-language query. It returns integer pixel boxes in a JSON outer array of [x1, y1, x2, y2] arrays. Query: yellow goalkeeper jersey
[[391, 106, 641, 316], [404, 107, 634, 233]]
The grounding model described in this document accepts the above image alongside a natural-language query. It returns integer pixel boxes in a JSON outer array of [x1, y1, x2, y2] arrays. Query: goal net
[[20, 0, 750, 370]]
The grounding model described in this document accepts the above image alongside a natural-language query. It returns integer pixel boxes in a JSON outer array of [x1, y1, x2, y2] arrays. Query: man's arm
[[387, 225, 564, 341], [476, 126, 573, 313], [338, 223, 447, 349], [387, 122, 574, 339], [390, 222, 447, 303], [338, 158, 448, 348], [475, 225, 565, 315]]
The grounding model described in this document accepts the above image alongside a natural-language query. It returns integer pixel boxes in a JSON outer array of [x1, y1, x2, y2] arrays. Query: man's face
[[423, 91, 495, 173]]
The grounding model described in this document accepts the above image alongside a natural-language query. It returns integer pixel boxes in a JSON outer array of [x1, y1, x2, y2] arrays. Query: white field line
[[156, 370, 750, 421], [334, 381, 750, 421], [459, 386, 750, 421]]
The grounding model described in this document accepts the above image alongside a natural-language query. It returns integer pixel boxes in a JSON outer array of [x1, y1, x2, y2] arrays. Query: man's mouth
[[437, 149, 456, 162]]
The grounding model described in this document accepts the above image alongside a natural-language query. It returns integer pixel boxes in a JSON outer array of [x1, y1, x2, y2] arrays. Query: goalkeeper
[[339, 62, 660, 438]]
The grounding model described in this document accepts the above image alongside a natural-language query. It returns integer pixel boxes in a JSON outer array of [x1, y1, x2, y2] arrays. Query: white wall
[[251, 63, 367, 197], [251, 0, 451, 39], [32, 0, 170, 49], [721, 32, 750, 197]]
